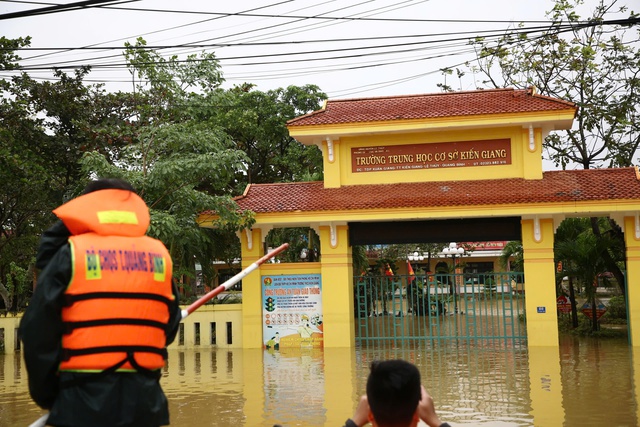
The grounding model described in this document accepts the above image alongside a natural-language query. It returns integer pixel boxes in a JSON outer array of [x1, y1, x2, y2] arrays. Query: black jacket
[[19, 221, 181, 427]]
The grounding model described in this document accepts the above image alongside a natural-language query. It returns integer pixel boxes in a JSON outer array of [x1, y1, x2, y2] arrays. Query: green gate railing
[[354, 273, 526, 349]]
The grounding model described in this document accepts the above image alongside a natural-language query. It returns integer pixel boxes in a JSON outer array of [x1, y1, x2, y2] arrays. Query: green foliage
[[266, 228, 320, 263], [214, 293, 242, 304], [200, 83, 327, 189], [0, 262, 32, 312], [499, 241, 523, 271], [1, 33, 326, 308], [602, 295, 627, 321], [352, 246, 370, 276], [468, 0, 640, 169], [556, 225, 609, 297], [554, 217, 622, 331], [559, 312, 627, 338], [0, 37, 81, 310], [79, 50, 255, 293], [555, 217, 625, 294]]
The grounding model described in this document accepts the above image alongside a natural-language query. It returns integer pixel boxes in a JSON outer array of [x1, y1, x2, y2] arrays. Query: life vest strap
[[63, 318, 167, 334], [61, 345, 168, 361], [64, 291, 173, 307], [59, 352, 161, 389]]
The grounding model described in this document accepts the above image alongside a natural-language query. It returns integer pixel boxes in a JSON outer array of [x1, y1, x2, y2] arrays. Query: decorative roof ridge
[[528, 89, 577, 109], [323, 87, 518, 104], [232, 183, 252, 202], [286, 106, 327, 125], [543, 166, 635, 175], [287, 87, 577, 127], [246, 181, 322, 187]]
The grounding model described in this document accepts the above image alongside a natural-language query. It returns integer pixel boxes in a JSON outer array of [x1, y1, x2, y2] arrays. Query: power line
[[0, 1, 561, 24], [3, 2, 637, 98], [0, 0, 139, 20], [8, 17, 636, 72], [12, 0, 297, 63]]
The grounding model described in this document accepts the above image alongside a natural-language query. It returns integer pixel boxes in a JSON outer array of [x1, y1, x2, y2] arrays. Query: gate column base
[[319, 224, 355, 348], [624, 216, 640, 346], [522, 218, 559, 347]]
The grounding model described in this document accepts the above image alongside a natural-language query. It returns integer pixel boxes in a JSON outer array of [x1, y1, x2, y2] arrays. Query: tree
[[555, 218, 614, 331], [201, 83, 327, 189], [466, 0, 637, 298], [468, 0, 640, 169], [78, 41, 256, 297], [498, 241, 524, 272], [0, 37, 88, 311]]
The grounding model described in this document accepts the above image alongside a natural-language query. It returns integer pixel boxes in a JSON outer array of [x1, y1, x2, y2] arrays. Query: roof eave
[[288, 109, 577, 146]]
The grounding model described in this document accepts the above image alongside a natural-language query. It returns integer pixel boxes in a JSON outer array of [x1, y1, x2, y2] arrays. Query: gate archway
[[199, 88, 640, 349]]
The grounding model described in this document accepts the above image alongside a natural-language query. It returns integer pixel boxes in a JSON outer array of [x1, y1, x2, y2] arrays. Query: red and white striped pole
[[181, 243, 289, 319]]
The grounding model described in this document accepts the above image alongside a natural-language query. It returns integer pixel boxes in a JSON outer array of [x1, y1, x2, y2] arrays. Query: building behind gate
[[198, 87, 640, 349]]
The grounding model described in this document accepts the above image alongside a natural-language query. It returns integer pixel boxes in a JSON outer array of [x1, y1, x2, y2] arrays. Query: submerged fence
[[354, 272, 526, 349]]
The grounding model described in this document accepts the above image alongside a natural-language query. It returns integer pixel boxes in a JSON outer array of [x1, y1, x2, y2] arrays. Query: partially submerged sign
[[556, 295, 571, 314], [581, 299, 607, 320]]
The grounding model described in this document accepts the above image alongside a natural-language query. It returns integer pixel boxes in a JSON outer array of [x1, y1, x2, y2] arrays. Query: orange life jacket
[[53, 189, 174, 373]]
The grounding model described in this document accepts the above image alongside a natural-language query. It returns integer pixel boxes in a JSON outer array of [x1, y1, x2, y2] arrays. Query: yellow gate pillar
[[522, 218, 559, 346], [319, 224, 355, 347], [528, 346, 565, 425], [624, 216, 640, 346], [241, 228, 265, 348]]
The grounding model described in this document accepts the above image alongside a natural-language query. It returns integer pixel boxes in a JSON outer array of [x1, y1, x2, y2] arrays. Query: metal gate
[[354, 272, 526, 349]]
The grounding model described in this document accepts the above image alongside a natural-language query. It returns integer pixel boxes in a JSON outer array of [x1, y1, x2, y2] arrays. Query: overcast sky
[[1, 0, 623, 99]]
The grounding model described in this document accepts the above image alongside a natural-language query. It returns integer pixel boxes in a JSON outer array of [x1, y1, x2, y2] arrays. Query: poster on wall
[[262, 274, 323, 349]]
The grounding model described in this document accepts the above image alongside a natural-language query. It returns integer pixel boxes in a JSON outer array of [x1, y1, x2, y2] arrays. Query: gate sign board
[[262, 274, 323, 349], [351, 139, 511, 173], [556, 295, 572, 313], [581, 299, 607, 320]]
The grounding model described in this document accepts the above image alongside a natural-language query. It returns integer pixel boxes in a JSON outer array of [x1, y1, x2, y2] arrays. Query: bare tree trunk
[[590, 217, 626, 297], [591, 293, 599, 332], [0, 281, 11, 313], [569, 277, 578, 328]]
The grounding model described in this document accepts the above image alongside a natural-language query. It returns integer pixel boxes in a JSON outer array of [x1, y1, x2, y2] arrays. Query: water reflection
[[0, 337, 637, 426]]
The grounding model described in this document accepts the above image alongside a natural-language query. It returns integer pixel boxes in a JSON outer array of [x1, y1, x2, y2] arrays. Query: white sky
[[1, 0, 622, 99]]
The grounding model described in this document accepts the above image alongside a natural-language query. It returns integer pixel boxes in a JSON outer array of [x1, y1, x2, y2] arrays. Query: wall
[[323, 126, 541, 188], [0, 304, 243, 354]]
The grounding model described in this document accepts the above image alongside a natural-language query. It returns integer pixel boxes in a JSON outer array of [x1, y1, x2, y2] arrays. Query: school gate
[[354, 272, 525, 348], [198, 88, 640, 349]]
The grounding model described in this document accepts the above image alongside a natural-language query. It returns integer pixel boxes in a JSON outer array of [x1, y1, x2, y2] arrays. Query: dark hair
[[82, 178, 136, 195], [366, 359, 421, 427]]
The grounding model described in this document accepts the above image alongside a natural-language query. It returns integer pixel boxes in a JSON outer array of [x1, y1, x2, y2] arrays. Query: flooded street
[[1, 335, 637, 426]]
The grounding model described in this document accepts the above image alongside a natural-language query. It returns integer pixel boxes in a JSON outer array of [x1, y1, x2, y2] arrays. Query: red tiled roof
[[231, 168, 640, 214], [287, 88, 576, 127]]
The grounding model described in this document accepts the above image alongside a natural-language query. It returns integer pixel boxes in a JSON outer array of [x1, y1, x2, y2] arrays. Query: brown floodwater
[[0, 335, 637, 426]]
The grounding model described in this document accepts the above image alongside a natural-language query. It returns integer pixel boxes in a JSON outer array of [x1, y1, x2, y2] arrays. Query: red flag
[[384, 263, 394, 276], [407, 261, 416, 283]]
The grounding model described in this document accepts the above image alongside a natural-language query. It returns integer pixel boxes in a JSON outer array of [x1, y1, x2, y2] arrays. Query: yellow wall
[[528, 346, 565, 425], [319, 224, 355, 347], [322, 126, 542, 188], [170, 305, 242, 349], [241, 227, 266, 348], [0, 313, 20, 353], [522, 218, 559, 346], [624, 216, 640, 346], [0, 306, 244, 354]]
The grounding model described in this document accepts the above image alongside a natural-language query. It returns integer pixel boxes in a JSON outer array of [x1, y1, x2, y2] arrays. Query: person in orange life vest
[[342, 359, 451, 427], [19, 178, 181, 427]]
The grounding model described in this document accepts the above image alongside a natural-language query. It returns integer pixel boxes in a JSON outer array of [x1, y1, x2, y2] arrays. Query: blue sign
[[537, 306, 546, 313]]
